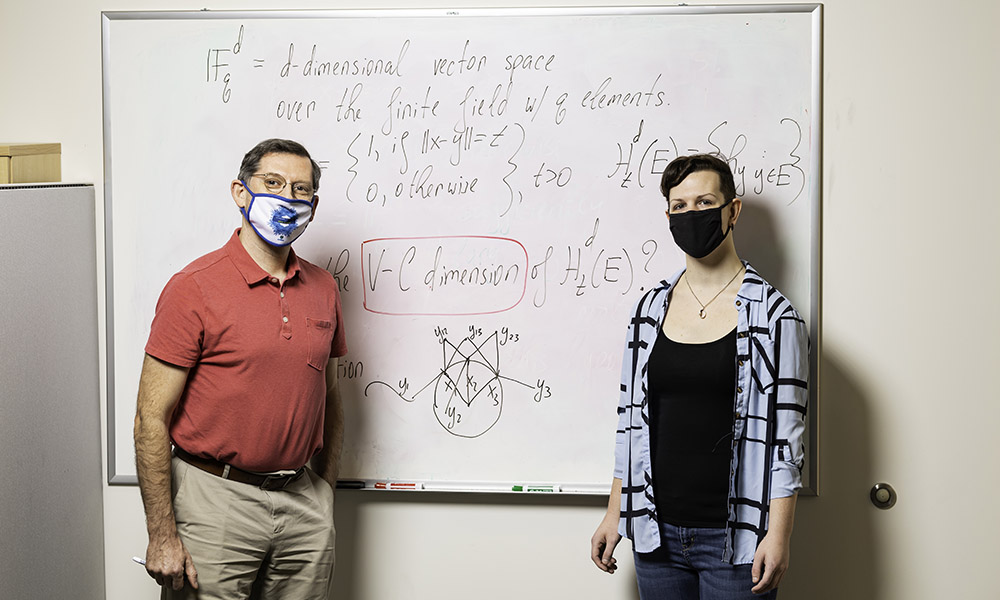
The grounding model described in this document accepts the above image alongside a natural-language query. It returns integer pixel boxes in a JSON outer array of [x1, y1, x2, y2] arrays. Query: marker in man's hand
[[132, 556, 147, 566]]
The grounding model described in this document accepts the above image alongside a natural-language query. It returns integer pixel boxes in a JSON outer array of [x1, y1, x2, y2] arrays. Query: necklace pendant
[[699, 308, 707, 319]]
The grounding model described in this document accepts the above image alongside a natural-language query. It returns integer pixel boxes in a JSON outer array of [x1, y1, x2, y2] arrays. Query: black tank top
[[648, 326, 737, 527]]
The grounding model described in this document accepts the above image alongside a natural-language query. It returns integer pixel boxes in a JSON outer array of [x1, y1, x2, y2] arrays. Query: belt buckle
[[259, 474, 289, 491], [259, 468, 303, 491]]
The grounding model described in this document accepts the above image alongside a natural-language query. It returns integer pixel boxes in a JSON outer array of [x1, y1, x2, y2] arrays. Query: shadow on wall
[[738, 199, 787, 294], [736, 197, 883, 596], [781, 349, 883, 599]]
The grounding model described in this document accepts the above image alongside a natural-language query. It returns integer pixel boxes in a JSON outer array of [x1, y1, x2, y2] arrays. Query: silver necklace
[[684, 265, 745, 319]]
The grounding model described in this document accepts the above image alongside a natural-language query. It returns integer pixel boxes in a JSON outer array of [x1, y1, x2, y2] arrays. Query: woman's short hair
[[659, 154, 736, 202], [238, 138, 322, 191]]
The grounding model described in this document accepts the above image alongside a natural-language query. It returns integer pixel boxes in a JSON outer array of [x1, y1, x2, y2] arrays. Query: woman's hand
[[751, 494, 797, 593], [590, 513, 623, 573], [750, 530, 789, 593]]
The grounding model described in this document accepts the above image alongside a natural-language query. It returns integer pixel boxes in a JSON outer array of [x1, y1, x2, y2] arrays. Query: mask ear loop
[[238, 179, 256, 222]]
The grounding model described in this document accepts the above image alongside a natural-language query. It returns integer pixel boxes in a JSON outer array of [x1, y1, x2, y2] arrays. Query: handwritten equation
[[608, 118, 807, 204], [198, 25, 811, 221]]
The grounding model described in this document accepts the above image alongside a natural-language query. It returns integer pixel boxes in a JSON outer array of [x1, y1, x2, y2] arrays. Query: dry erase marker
[[374, 481, 424, 490], [132, 556, 146, 566], [512, 485, 560, 492], [336, 480, 366, 489]]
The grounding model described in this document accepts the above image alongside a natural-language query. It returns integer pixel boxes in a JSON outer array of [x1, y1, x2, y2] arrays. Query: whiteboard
[[103, 6, 822, 491]]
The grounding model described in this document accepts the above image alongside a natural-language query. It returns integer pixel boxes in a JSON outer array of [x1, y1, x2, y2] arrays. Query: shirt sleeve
[[145, 272, 205, 368], [613, 297, 641, 480], [329, 282, 348, 358], [769, 309, 810, 499], [612, 368, 630, 479]]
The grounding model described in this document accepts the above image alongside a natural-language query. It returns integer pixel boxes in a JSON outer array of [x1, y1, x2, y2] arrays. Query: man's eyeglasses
[[250, 173, 315, 200]]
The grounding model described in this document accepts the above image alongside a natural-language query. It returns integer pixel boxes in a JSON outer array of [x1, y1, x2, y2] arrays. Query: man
[[134, 138, 347, 599]]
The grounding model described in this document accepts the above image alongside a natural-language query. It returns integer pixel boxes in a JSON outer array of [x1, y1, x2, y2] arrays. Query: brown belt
[[174, 447, 305, 491]]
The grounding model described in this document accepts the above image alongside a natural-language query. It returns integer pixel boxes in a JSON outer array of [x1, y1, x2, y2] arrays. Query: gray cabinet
[[0, 184, 105, 599]]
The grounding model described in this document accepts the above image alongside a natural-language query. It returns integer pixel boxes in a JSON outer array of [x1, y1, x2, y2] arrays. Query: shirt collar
[[224, 228, 303, 286], [736, 261, 764, 302], [286, 248, 303, 281]]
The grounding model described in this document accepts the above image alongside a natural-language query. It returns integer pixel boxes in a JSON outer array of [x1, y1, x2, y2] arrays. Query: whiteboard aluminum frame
[[102, 4, 823, 493]]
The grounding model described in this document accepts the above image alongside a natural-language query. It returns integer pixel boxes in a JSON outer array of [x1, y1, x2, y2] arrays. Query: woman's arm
[[590, 477, 623, 573], [752, 304, 809, 592]]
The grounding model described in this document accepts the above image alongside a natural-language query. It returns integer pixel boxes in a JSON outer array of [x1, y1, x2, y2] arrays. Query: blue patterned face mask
[[239, 180, 315, 247]]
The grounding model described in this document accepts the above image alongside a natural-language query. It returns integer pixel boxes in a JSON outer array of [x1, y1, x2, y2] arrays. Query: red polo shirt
[[145, 230, 348, 471]]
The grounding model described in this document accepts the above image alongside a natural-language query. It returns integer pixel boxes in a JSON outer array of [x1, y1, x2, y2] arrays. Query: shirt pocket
[[305, 317, 335, 371], [749, 337, 777, 394]]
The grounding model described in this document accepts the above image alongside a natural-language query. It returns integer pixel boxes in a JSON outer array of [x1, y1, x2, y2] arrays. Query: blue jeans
[[633, 522, 777, 600]]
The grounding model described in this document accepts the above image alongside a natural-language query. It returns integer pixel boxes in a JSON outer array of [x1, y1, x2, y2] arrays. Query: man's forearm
[[134, 354, 189, 542], [135, 414, 179, 541]]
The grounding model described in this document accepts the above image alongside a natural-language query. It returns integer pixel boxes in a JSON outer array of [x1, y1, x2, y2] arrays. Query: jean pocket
[[306, 317, 334, 370]]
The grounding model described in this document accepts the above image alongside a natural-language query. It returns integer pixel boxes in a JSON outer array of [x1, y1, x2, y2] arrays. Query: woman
[[590, 154, 809, 599]]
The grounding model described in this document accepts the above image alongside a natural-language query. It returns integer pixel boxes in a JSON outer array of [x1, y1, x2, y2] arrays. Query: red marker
[[374, 481, 424, 490]]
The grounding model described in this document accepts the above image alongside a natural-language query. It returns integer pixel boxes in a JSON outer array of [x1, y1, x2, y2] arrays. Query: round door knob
[[870, 483, 897, 509]]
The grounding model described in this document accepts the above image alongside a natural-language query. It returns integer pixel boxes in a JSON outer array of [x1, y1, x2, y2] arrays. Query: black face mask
[[668, 199, 733, 259]]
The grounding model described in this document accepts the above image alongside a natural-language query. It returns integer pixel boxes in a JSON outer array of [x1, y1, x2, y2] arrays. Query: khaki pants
[[163, 456, 336, 600]]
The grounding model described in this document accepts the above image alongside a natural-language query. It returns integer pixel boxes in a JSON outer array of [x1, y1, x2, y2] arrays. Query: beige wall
[[2, 1, 997, 598]]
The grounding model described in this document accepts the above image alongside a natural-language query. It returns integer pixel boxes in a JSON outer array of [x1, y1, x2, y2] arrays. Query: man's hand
[[590, 514, 623, 574], [146, 533, 198, 591], [750, 528, 791, 594]]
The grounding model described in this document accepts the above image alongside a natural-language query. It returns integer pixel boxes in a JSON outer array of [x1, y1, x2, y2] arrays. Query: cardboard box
[[0, 143, 61, 183]]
